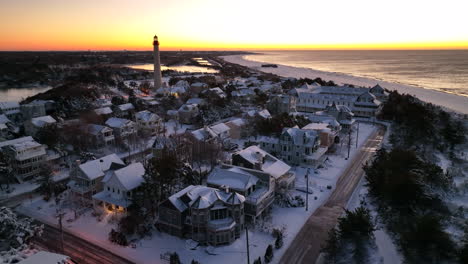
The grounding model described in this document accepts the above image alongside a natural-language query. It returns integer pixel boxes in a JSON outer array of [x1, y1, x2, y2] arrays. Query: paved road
[[33, 223, 135, 264], [279, 127, 385, 264]]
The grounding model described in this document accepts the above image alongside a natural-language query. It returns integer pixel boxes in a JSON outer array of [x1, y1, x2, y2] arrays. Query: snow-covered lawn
[[18, 123, 377, 264]]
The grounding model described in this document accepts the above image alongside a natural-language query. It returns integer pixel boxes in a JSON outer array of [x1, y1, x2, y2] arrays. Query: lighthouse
[[153, 35, 162, 91]]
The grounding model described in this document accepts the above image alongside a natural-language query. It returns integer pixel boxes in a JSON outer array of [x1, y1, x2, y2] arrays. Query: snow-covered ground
[[221, 55, 468, 115], [0, 182, 39, 201], [18, 123, 377, 264]]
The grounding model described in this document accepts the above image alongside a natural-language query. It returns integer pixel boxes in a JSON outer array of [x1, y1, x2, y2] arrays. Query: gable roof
[[78, 154, 125, 180], [30, 116, 56, 127], [104, 162, 145, 190], [94, 107, 113, 115], [235, 145, 291, 179], [135, 110, 160, 122], [105, 117, 133, 128]]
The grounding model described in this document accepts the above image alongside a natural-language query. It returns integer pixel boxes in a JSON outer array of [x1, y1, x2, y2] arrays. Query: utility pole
[[347, 128, 351, 159], [305, 168, 310, 211], [57, 210, 65, 254], [355, 122, 360, 148], [245, 227, 250, 264]]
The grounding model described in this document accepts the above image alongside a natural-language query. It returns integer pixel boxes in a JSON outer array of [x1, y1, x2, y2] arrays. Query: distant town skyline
[[1, 0, 467, 51]]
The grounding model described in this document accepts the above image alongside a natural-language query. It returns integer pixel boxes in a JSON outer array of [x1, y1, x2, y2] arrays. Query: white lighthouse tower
[[153, 35, 162, 91]]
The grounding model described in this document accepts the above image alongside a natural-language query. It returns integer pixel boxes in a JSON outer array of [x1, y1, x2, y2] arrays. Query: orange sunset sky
[[1, 0, 468, 51]]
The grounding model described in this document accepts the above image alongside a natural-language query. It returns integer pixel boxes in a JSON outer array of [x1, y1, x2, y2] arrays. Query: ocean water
[[245, 50, 468, 97]]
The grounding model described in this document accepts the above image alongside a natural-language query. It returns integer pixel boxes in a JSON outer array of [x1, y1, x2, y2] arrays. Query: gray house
[[157, 185, 245, 246]]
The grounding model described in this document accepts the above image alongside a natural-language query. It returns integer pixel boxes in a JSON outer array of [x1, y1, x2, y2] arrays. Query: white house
[[0, 136, 47, 182], [135, 110, 163, 136], [232, 145, 295, 190], [92, 162, 145, 213], [68, 154, 126, 204], [24, 115, 57, 137], [105, 117, 137, 142]]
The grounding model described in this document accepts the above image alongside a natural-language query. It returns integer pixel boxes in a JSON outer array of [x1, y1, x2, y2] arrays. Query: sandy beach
[[222, 55, 468, 115]]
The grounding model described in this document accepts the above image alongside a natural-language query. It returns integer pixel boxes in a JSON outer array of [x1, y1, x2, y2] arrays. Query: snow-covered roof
[[117, 103, 135, 111], [186, 98, 205, 106], [18, 251, 70, 264], [105, 162, 145, 191], [282, 127, 318, 147], [257, 109, 271, 119], [0, 114, 11, 124], [0, 136, 35, 148], [30, 115, 56, 127], [85, 124, 112, 135], [78, 153, 125, 180], [178, 103, 198, 112], [302, 123, 331, 131], [226, 118, 246, 127], [191, 127, 217, 141], [135, 110, 160, 122], [94, 107, 113, 115], [209, 123, 230, 135], [208, 167, 259, 191], [191, 82, 207, 87], [167, 185, 245, 212], [235, 146, 291, 179], [105, 117, 133, 128], [0, 101, 19, 110]]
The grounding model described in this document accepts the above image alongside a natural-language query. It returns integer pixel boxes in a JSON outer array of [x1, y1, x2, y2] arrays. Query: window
[[107, 187, 110, 191]]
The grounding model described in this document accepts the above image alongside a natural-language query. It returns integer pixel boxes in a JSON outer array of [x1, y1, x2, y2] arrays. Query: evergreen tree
[[264, 244, 273, 263], [170, 252, 181, 264]]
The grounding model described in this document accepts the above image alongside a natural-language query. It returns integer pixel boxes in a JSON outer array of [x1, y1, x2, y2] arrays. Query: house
[[259, 127, 327, 168], [68, 154, 126, 205], [246, 109, 271, 120], [92, 162, 145, 213], [0, 137, 47, 182], [320, 103, 355, 130], [289, 85, 385, 118], [186, 97, 207, 107], [267, 94, 297, 115], [0, 114, 14, 140], [166, 109, 179, 121], [0, 101, 21, 122], [157, 185, 245, 245], [225, 118, 247, 139], [208, 123, 231, 144], [231, 89, 255, 104], [82, 124, 115, 149], [105, 117, 137, 142], [20, 101, 47, 120], [203, 87, 226, 100], [232, 146, 295, 190], [24, 115, 57, 137], [113, 103, 135, 119], [135, 110, 163, 136], [189, 122, 231, 146], [302, 122, 340, 148], [190, 82, 208, 94], [178, 104, 199, 124], [207, 165, 275, 222], [94, 107, 113, 119], [369, 84, 388, 101]]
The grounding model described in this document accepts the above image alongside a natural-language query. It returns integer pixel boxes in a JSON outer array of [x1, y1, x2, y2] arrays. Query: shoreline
[[221, 55, 468, 115]]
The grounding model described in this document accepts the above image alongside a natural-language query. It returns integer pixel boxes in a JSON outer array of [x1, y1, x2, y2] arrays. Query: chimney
[[220, 185, 229, 193]]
